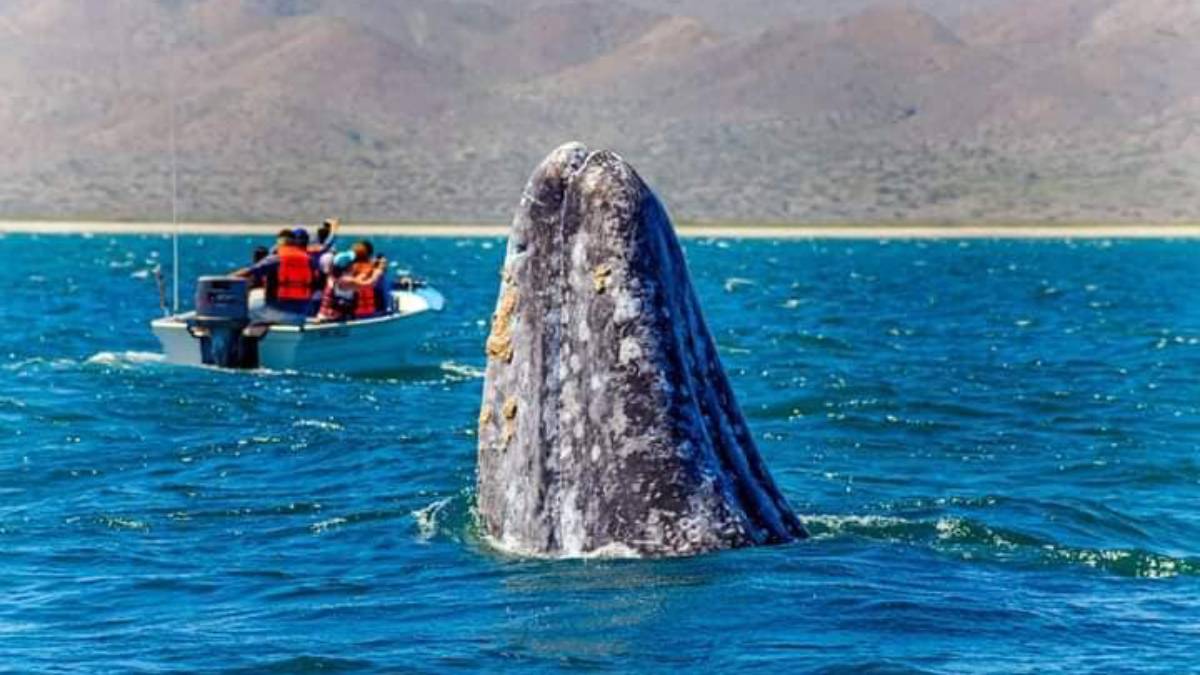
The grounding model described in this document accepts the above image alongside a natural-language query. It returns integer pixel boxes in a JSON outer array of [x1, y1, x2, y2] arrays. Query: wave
[[94, 515, 152, 532], [91, 355, 482, 385], [408, 490, 487, 550], [3, 356, 85, 372], [412, 497, 454, 542], [3, 352, 168, 375], [286, 360, 484, 385], [261, 492, 479, 541], [439, 360, 486, 381], [309, 516, 349, 534], [4, 352, 485, 393], [407, 492, 1196, 575], [85, 351, 166, 367], [803, 513, 1199, 579], [723, 277, 757, 293], [291, 419, 344, 432]]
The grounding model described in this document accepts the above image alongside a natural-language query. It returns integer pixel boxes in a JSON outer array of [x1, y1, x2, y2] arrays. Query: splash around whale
[[476, 142, 807, 558]]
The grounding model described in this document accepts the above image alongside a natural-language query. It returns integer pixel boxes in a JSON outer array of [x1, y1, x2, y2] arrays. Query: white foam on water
[[97, 515, 150, 532], [4, 356, 80, 371], [440, 360, 485, 380], [310, 517, 348, 534], [797, 513, 912, 539], [86, 351, 166, 367], [412, 497, 453, 542], [292, 419, 345, 431]]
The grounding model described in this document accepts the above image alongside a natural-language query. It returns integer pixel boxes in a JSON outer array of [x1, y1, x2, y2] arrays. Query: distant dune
[[0, 0, 1196, 224]]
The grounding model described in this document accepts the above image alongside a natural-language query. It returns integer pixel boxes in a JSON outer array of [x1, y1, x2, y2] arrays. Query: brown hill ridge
[[0, 0, 1195, 223]]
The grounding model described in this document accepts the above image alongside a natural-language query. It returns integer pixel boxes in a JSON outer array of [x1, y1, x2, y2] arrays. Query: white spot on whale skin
[[484, 533, 644, 560], [613, 291, 641, 324], [584, 542, 642, 559], [610, 405, 630, 444], [559, 485, 585, 555], [619, 338, 643, 365]]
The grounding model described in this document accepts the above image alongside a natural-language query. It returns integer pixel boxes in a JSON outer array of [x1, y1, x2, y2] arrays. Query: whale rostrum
[[476, 142, 807, 557]]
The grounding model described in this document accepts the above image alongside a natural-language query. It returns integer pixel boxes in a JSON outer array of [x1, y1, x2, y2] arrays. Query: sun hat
[[333, 251, 356, 271]]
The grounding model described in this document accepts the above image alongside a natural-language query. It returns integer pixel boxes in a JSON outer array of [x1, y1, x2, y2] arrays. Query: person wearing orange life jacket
[[235, 228, 318, 325], [315, 252, 386, 323], [349, 239, 389, 318], [291, 221, 341, 316]]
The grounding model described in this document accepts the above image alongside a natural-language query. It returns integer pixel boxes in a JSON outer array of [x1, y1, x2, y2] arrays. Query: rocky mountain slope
[[0, 0, 1195, 223]]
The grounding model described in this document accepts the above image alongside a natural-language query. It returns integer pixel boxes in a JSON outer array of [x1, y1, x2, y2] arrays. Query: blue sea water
[[1, 233, 1198, 673]]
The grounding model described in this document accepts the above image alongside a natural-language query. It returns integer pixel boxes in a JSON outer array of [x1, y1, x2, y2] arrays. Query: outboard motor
[[187, 276, 260, 369]]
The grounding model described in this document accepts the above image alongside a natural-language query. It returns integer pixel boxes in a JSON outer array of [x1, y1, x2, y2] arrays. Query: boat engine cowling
[[188, 276, 259, 369]]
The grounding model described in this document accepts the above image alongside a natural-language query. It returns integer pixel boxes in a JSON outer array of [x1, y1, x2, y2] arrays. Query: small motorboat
[[151, 276, 445, 375]]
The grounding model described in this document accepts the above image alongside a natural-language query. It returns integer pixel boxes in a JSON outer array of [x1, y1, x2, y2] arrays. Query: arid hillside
[[0, 0, 1196, 223]]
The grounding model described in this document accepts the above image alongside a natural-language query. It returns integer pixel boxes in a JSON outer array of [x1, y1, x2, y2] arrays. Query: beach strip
[[2, 220, 1200, 239]]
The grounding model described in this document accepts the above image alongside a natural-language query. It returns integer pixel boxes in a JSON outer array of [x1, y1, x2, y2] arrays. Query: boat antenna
[[168, 27, 180, 314]]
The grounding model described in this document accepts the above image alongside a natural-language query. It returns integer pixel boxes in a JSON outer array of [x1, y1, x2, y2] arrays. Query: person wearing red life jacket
[[349, 240, 389, 318], [235, 229, 317, 325], [291, 220, 340, 316], [316, 252, 385, 323]]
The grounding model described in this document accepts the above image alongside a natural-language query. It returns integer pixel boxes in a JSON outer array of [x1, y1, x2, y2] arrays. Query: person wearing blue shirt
[[236, 229, 318, 325]]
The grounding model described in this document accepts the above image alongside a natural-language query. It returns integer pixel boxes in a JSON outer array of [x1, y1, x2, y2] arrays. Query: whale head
[[476, 142, 807, 558]]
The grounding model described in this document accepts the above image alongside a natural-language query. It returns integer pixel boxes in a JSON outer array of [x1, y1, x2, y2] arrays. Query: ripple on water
[[2, 236, 1200, 672], [801, 513, 1200, 579]]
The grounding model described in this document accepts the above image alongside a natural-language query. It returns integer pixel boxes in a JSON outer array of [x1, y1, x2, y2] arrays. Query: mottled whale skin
[[476, 142, 806, 558]]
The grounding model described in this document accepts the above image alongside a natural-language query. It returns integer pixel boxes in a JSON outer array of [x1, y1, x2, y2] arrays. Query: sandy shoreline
[[2, 220, 1200, 239]]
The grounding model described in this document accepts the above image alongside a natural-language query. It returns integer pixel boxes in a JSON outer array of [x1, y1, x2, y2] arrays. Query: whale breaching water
[[476, 143, 807, 558]]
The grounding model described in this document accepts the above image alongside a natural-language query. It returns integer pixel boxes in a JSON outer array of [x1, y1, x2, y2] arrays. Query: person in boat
[[315, 218, 338, 253], [247, 245, 269, 290], [315, 252, 386, 323], [267, 220, 336, 256], [296, 220, 339, 258], [307, 218, 341, 315], [351, 239, 390, 317], [235, 228, 318, 325]]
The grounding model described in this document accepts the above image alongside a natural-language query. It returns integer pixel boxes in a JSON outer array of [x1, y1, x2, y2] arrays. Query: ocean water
[[1, 233, 1198, 673]]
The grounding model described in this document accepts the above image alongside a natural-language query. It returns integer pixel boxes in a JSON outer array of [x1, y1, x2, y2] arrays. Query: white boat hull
[[151, 288, 445, 375]]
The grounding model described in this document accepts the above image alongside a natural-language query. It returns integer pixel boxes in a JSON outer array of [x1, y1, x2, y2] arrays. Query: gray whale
[[476, 142, 806, 557]]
